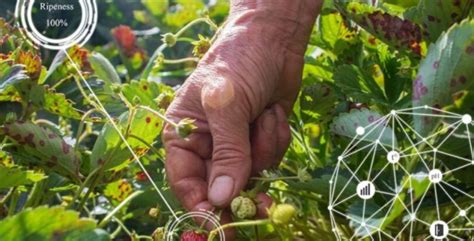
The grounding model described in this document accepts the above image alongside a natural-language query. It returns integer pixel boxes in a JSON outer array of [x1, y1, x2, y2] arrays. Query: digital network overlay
[[329, 106, 474, 240]]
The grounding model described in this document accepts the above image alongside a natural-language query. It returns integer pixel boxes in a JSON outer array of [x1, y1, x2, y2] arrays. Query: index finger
[[163, 121, 212, 211]]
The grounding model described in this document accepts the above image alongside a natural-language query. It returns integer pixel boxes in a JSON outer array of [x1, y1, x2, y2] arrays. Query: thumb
[[202, 77, 253, 207]]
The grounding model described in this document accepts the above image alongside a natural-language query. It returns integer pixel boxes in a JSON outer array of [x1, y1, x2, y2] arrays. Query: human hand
[[163, 0, 321, 236]]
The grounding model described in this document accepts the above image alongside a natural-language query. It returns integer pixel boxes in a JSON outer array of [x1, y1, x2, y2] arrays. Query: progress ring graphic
[[14, 0, 98, 50], [166, 211, 225, 241]]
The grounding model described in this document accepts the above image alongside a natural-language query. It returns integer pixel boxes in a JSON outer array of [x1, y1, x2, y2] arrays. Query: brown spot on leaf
[[146, 117, 151, 124], [466, 44, 474, 55], [62, 142, 70, 154]]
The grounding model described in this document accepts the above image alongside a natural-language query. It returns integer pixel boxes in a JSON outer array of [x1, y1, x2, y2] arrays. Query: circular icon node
[[459, 210, 467, 217], [387, 151, 400, 164], [462, 114, 472, 124], [15, 0, 98, 50], [429, 169, 443, 183], [430, 221, 449, 239], [357, 181, 375, 200], [356, 126, 365, 136]]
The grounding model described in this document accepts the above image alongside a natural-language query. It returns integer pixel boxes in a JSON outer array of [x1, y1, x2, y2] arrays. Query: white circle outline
[[15, 0, 98, 50], [165, 211, 225, 241]]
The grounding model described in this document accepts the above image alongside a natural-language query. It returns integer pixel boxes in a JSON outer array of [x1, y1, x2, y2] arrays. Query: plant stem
[[141, 17, 217, 80], [7, 187, 19, 216], [24, 180, 45, 208], [98, 190, 144, 228], [74, 109, 103, 152], [68, 167, 101, 209], [250, 176, 301, 182], [163, 57, 199, 65], [0, 188, 14, 206], [208, 219, 270, 241]]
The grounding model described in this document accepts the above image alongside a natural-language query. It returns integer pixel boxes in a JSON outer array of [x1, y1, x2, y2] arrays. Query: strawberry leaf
[[3, 121, 81, 181], [90, 108, 164, 170], [0, 166, 46, 189], [43, 89, 83, 120], [342, 2, 423, 55], [0, 206, 110, 241], [413, 19, 474, 135], [417, 0, 473, 42], [331, 108, 396, 147]]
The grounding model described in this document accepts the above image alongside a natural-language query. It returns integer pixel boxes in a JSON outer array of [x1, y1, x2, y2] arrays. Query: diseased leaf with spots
[[417, 0, 473, 42], [413, 20, 474, 136], [15, 50, 42, 80], [0, 206, 110, 241], [121, 79, 174, 109], [104, 179, 133, 202], [342, 2, 423, 55], [3, 121, 81, 181], [90, 109, 164, 170], [43, 89, 83, 120], [331, 108, 396, 147]]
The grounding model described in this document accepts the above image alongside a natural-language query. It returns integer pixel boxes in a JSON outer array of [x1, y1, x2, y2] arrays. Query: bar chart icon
[[356, 181, 375, 199]]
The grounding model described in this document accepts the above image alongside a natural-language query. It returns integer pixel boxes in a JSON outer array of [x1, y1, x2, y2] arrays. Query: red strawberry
[[180, 231, 208, 241], [135, 171, 147, 182]]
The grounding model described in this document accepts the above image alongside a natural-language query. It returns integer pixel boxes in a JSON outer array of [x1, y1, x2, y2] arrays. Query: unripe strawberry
[[231, 196, 257, 219], [180, 230, 207, 241], [175, 118, 197, 139], [269, 204, 296, 225], [152, 227, 165, 241], [148, 207, 159, 218], [162, 33, 177, 47]]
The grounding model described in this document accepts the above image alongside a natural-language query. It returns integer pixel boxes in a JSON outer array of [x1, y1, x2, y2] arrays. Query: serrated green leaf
[[333, 64, 386, 103], [0, 166, 46, 189], [331, 108, 396, 147], [0, 206, 110, 241], [300, 82, 338, 123], [3, 121, 81, 181], [413, 20, 474, 136], [91, 109, 164, 170]]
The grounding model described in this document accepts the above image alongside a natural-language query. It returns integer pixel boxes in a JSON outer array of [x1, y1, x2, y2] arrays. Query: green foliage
[[0, 206, 109, 241], [0, 166, 46, 189]]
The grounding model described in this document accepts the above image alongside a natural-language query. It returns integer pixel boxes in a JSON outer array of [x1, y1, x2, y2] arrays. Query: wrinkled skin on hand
[[163, 0, 321, 239]]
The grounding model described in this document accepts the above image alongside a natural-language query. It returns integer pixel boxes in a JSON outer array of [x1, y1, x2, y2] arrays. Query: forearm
[[228, 0, 322, 55]]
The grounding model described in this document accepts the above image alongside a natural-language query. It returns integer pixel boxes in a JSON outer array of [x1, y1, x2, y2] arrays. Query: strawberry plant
[[0, 0, 473, 240]]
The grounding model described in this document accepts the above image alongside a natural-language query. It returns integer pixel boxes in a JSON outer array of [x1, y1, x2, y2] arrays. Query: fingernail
[[262, 109, 277, 134], [209, 176, 234, 206]]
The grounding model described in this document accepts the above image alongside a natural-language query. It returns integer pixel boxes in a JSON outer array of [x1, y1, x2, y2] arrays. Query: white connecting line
[[63, 49, 179, 220], [329, 106, 474, 240]]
